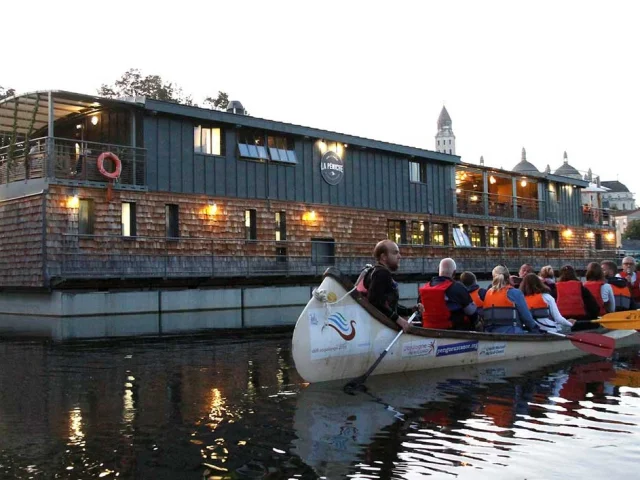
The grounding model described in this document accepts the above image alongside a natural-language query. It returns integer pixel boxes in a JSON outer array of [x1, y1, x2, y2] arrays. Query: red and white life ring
[[97, 152, 122, 180]]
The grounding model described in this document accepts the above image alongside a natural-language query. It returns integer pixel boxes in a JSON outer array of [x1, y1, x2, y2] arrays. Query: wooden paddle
[[577, 310, 640, 330], [547, 331, 615, 357], [344, 312, 418, 392]]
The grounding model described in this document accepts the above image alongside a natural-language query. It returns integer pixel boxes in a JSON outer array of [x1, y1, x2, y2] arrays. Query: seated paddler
[[483, 265, 540, 334], [419, 258, 479, 330], [365, 239, 424, 332]]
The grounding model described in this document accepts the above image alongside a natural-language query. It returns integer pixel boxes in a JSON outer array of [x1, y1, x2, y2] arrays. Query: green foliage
[[0, 85, 15, 101], [204, 91, 229, 110], [98, 68, 195, 105], [623, 219, 640, 240]]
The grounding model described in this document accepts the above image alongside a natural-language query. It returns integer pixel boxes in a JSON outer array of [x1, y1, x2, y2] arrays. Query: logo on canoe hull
[[324, 312, 356, 341]]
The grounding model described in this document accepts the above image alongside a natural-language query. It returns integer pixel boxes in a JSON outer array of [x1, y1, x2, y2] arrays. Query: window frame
[[430, 223, 447, 246], [387, 219, 407, 245], [165, 204, 179, 239], [194, 125, 223, 156], [409, 161, 427, 183], [245, 209, 257, 241], [275, 211, 286, 241], [121, 201, 137, 238]]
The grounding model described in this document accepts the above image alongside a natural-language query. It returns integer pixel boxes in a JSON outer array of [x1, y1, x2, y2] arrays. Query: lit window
[[194, 125, 222, 155], [505, 228, 518, 248], [387, 220, 407, 244], [411, 221, 426, 245], [275, 211, 286, 241], [489, 227, 502, 247], [245, 209, 257, 240], [409, 161, 427, 183], [533, 230, 544, 248], [122, 202, 137, 237], [431, 223, 446, 246]]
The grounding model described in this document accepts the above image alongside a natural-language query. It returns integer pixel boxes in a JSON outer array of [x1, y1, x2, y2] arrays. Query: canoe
[[292, 268, 638, 383]]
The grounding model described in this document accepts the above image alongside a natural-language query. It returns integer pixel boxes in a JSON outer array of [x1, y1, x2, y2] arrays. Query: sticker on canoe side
[[478, 342, 507, 358], [436, 341, 479, 357], [307, 306, 371, 360], [402, 339, 437, 358]]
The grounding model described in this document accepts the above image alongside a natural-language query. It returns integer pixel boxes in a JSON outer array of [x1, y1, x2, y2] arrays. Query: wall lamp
[[67, 194, 79, 209], [206, 203, 218, 216], [302, 210, 317, 222], [562, 228, 573, 238]]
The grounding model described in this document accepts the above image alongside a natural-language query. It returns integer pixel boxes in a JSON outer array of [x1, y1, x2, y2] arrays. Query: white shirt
[[532, 293, 573, 333], [599, 283, 616, 313], [616, 272, 637, 283]]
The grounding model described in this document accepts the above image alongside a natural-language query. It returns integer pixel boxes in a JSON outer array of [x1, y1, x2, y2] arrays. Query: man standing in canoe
[[365, 240, 423, 332]]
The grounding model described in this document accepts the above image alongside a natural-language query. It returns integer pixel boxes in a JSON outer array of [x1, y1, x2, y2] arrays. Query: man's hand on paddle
[[396, 317, 412, 332]]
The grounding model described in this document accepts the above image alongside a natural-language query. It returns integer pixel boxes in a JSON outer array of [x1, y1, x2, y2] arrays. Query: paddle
[[576, 310, 640, 330], [547, 331, 615, 358], [344, 312, 418, 392]]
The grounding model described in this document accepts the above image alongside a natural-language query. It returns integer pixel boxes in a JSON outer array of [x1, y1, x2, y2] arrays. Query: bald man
[[419, 258, 478, 330], [365, 240, 423, 332]]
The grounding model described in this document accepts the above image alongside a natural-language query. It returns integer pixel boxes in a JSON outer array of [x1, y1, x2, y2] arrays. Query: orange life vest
[[556, 281, 586, 318], [419, 279, 453, 329], [584, 280, 606, 316], [483, 286, 519, 326], [621, 271, 640, 302], [524, 293, 550, 319], [610, 282, 632, 311], [469, 289, 484, 309]]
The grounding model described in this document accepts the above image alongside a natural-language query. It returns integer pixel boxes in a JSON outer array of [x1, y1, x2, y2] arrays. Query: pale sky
[[3, 1, 639, 198]]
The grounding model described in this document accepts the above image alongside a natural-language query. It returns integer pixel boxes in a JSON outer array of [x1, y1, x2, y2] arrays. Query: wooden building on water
[[0, 91, 617, 338]]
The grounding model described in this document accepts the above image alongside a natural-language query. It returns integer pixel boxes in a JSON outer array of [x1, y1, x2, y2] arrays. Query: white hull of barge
[[292, 272, 638, 384]]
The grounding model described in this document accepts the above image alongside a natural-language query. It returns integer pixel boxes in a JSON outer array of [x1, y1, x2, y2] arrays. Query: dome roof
[[512, 147, 539, 174], [437, 106, 452, 130], [554, 151, 582, 179]]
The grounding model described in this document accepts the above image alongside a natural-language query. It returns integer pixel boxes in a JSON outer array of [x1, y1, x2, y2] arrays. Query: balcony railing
[[0, 137, 146, 187], [582, 207, 614, 227], [457, 190, 541, 221], [48, 234, 620, 281]]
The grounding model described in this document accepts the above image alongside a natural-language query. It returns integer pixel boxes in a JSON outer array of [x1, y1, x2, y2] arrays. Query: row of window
[[194, 126, 297, 164], [77, 199, 286, 241], [386, 220, 569, 249], [437, 139, 453, 145]]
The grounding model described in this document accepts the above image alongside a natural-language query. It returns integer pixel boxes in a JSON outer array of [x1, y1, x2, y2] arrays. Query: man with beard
[[365, 240, 423, 332]]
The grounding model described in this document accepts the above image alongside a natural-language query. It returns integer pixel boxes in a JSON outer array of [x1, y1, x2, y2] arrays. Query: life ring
[[97, 152, 122, 179]]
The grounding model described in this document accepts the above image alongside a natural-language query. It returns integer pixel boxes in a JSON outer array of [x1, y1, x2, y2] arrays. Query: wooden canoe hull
[[292, 269, 638, 384]]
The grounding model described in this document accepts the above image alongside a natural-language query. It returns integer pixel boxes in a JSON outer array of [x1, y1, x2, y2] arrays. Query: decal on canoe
[[323, 312, 356, 341], [307, 306, 371, 360], [478, 342, 507, 358], [402, 339, 437, 358], [436, 341, 479, 357]]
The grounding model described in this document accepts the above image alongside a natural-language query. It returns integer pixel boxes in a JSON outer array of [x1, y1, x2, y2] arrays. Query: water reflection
[[0, 334, 639, 478]]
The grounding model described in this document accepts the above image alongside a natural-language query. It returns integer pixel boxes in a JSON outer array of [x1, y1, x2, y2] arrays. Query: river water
[[1, 332, 639, 479]]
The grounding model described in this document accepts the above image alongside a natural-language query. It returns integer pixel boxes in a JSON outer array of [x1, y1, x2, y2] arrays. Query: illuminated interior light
[[91, 115, 99, 126], [490, 175, 497, 184]]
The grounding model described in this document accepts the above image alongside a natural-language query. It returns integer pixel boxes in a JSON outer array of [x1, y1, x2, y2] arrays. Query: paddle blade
[[595, 311, 640, 330], [568, 332, 615, 358]]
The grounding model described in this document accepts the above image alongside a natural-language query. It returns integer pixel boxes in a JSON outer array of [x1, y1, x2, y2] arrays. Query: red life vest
[[584, 280, 606, 316], [524, 293, 550, 319], [419, 279, 454, 329], [556, 280, 586, 318], [483, 287, 519, 326], [621, 271, 640, 302]]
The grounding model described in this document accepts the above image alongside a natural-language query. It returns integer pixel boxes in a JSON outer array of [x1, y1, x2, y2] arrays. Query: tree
[[623, 219, 640, 240], [98, 68, 195, 105], [204, 91, 229, 110], [0, 86, 15, 101], [98, 69, 234, 110]]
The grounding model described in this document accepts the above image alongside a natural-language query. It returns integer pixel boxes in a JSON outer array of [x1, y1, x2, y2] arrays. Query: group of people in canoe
[[357, 239, 639, 335]]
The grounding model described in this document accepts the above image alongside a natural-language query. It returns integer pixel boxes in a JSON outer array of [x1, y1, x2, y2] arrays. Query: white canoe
[[292, 268, 638, 384]]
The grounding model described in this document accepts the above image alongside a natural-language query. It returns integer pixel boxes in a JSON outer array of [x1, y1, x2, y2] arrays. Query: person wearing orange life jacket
[[620, 256, 640, 303], [555, 265, 600, 329], [364, 240, 424, 333], [419, 258, 479, 330], [520, 273, 574, 333], [482, 265, 540, 334], [601, 260, 637, 312], [460, 271, 486, 317], [583, 262, 615, 316]]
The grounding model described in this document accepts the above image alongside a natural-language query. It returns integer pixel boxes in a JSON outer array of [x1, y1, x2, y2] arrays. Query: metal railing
[[457, 190, 541, 221], [49, 234, 621, 281], [0, 137, 146, 186], [582, 207, 614, 227]]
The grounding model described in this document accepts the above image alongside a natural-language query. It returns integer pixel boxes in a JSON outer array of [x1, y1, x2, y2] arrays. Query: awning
[[0, 90, 140, 136], [583, 182, 611, 193]]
